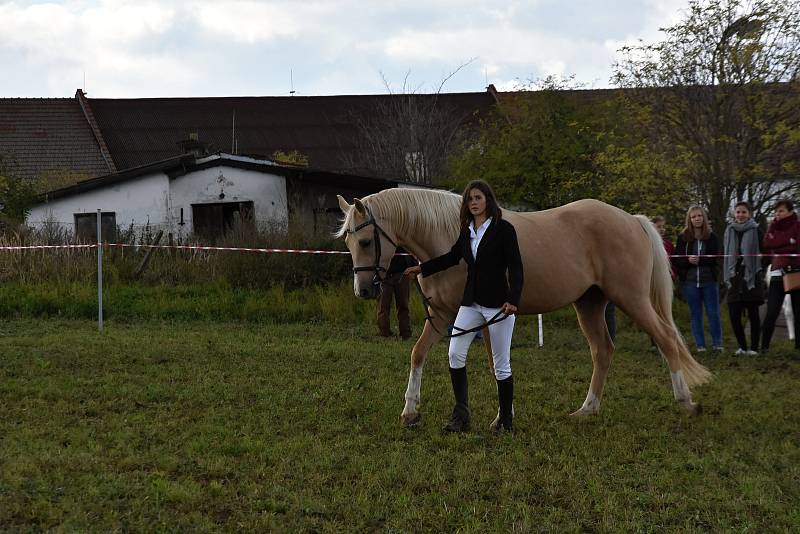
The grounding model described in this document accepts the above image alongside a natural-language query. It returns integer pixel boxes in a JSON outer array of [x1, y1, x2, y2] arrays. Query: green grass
[[0, 315, 798, 531]]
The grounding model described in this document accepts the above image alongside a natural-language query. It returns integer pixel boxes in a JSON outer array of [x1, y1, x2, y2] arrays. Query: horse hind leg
[[571, 289, 615, 417], [625, 299, 705, 416]]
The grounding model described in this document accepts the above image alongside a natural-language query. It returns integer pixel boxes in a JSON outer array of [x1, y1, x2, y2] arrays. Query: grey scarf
[[724, 218, 759, 289]]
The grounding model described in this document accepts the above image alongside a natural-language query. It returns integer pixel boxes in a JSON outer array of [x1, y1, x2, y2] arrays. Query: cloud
[[0, 1, 193, 95], [0, 0, 695, 97], [191, 0, 301, 44]]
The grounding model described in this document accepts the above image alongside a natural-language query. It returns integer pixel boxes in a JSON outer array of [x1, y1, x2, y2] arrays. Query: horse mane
[[336, 187, 462, 241]]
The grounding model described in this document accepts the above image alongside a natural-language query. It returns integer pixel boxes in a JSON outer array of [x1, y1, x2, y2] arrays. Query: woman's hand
[[501, 302, 517, 315], [688, 255, 699, 265], [404, 265, 422, 278]]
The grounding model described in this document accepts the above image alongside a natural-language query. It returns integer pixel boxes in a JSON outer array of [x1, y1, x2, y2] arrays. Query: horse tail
[[635, 215, 713, 387]]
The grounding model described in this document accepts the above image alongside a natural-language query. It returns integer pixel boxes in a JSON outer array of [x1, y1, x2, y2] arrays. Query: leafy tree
[[272, 150, 309, 167], [612, 0, 800, 228], [448, 76, 613, 210], [0, 155, 36, 227]]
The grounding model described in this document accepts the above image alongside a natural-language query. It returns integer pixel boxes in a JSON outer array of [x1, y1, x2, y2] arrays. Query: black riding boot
[[492, 375, 514, 433], [444, 366, 470, 432]]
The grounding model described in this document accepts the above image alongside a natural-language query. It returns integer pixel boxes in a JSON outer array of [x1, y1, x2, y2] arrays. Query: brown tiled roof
[[87, 92, 496, 176], [0, 98, 112, 181]]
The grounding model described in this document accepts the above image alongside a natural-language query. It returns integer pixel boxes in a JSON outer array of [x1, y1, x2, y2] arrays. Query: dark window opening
[[74, 212, 116, 243], [192, 201, 254, 239]]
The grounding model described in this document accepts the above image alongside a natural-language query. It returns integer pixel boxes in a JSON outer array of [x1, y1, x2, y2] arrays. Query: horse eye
[[359, 239, 372, 248]]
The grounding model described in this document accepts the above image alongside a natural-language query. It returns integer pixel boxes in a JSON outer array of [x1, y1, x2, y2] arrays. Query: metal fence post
[[538, 313, 543, 347], [97, 209, 103, 332]]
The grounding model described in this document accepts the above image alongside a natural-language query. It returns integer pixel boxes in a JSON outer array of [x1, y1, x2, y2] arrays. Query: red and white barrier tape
[[0, 244, 98, 250], [0, 243, 797, 258], [105, 243, 351, 254], [670, 253, 800, 258]]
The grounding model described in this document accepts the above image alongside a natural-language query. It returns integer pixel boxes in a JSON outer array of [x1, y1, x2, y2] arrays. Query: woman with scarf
[[723, 202, 764, 355], [760, 199, 800, 353], [674, 205, 723, 352]]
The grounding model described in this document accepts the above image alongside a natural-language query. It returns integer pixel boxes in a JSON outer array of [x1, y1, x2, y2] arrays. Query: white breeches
[[448, 304, 516, 380]]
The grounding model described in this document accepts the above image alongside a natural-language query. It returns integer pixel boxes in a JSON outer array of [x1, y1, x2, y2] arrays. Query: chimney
[[176, 132, 210, 157]]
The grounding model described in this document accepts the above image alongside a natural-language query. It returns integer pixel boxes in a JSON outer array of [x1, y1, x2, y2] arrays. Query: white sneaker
[[746, 350, 758, 355], [734, 348, 746, 355], [696, 347, 707, 352]]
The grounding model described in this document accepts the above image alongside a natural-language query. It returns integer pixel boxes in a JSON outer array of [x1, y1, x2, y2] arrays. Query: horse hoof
[[489, 415, 500, 431], [688, 402, 703, 417], [401, 413, 421, 427]]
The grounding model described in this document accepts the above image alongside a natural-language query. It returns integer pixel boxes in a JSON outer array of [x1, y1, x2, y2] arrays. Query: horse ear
[[353, 198, 366, 216], [337, 195, 352, 214]]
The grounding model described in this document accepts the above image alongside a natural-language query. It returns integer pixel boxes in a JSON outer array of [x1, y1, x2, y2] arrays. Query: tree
[[0, 155, 36, 228], [613, 0, 800, 229], [448, 76, 618, 210], [343, 62, 479, 184]]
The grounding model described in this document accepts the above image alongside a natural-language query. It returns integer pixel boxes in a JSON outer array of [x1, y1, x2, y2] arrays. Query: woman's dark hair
[[774, 199, 794, 212], [459, 180, 502, 229], [734, 201, 752, 212]]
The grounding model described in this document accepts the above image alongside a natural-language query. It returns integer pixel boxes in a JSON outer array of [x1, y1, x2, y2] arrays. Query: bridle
[[346, 203, 509, 339], [346, 205, 398, 287]]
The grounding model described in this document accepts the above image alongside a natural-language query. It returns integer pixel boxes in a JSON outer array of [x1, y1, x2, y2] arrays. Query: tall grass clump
[[1, 222, 353, 290], [0, 221, 374, 321]]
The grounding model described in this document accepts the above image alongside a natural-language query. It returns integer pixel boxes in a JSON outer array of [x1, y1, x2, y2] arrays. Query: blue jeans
[[682, 282, 723, 348]]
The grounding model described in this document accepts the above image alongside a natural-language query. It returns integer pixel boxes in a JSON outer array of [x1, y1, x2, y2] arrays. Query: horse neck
[[392, 214, 459, 263]]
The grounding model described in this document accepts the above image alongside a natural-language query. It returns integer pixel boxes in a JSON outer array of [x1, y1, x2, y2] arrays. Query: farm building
[[26, 152, 404, 241], [2, 87, 497, 240]]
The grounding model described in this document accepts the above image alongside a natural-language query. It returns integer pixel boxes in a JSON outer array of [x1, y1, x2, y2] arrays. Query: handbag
[[783, 267, 800, 292]]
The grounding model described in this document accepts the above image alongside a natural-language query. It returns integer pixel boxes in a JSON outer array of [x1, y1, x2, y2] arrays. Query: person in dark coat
[[723, 202, 765, 355], [760, 199, 800, 353], [377, 249, 416, 339], [673, 205, 723, 352], [405, 180, 523, 433]]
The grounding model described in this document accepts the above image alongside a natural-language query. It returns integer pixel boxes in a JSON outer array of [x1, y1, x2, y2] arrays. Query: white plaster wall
[[27, 165, 289, 237], [27, 171, 169, 234], [168, 166, 288, 235]]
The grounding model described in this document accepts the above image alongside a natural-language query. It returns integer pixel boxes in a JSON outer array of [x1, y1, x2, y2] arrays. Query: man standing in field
[[377, 249, 416, 339]]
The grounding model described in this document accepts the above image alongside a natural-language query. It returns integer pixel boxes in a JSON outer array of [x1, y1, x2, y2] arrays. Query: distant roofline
[[85, 89, 495, 101], [34, 152, 402, 204]]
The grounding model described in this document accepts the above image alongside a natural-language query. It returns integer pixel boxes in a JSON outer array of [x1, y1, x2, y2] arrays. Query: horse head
[[337, 194, 398, 299]]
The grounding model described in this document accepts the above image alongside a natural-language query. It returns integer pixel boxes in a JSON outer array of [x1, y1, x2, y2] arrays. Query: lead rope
[[412, 277, 509, 338], [412, 277, 508, 372]]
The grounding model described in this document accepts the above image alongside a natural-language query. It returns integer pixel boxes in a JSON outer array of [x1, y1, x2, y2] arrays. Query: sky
[[0, 0, 689, 98]]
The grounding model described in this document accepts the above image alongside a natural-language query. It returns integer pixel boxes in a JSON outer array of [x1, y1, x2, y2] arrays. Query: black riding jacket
[[420, 218, 523, 308]]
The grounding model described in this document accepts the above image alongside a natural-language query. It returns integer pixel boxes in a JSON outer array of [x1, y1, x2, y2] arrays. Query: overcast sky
[[0, 0, 689, 98]]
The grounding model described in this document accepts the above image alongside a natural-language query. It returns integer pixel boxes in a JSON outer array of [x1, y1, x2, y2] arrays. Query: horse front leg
[[401, 315, 447, 427]]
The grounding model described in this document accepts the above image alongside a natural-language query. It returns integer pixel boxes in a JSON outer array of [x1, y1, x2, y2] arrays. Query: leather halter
[[346, 205, 398, 287]]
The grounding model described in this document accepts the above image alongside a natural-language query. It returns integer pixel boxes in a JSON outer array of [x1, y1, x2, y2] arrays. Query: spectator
[[652, 215, 676, 276], [723, 201, 764, 355], [760, 199, 800, 353], [674, 206, 723, 352], [604, 302, 616, 342], [377, 249, 416, 339]]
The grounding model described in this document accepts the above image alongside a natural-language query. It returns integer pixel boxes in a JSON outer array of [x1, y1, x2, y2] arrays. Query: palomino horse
[[337, 188, 711, 427]]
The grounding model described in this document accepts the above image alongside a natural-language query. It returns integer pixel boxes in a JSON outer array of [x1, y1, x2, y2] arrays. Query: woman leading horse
[[337, 187, 711, 428], [405, 180, 522, 433]]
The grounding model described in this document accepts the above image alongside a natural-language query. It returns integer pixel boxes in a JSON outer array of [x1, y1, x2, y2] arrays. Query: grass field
[[1, 313, 799, 531]]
